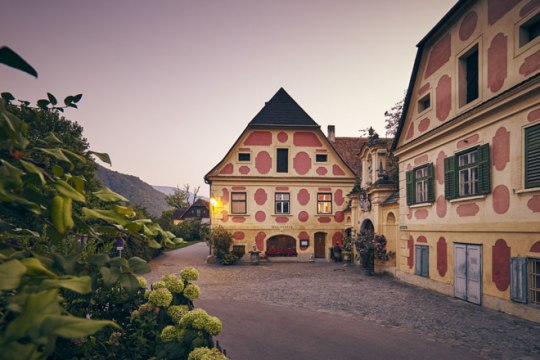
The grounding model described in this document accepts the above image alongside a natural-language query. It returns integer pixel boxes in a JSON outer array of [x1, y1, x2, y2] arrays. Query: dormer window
[[418, 94, 431, 113], [520, 13, 540, 47], [316, 154, 328, 162], [459, 44, 479, 107], [238, 153, 251, 162]]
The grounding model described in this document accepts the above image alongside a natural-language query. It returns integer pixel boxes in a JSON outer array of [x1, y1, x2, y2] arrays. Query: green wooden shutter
[[427, 163, 435, 202], [406, 170, 415, 205], [444, 156, 456, 200], [525, 124, 540, 189], [510, 257, 528, 303], [478, 144, 491, 195]]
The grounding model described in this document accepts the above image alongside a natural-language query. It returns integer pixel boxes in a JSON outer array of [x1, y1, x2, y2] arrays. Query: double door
[[454, 244, 482, 305]]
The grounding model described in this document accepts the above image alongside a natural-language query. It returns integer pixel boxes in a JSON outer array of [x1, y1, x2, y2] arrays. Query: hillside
[[95, 165, 172, 217]]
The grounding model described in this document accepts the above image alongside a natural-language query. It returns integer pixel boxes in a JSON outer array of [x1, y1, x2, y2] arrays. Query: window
[[459, 45, 479, 106], [406, 163, 434, 205], [458, 150, 478, 197], [510, 257, 540, 305], [238, 153, 250, 162], [418, 94, 431, 112], [530, 258, 540, 305], [316, 154, 328, 162], [415, 245, 429, 277], [277, 148, 288, 173], [317, 193, 332, 214], [232, 245, 246, 258], [231, 192, 246, 214], [520, 13, 540, 46], [525, 124, 540, 189], [275, 192, 290, 214], [444, 144, 490, 200]]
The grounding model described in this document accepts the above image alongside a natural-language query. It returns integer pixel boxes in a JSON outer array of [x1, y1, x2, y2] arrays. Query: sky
[[1, 0, 456, 196]]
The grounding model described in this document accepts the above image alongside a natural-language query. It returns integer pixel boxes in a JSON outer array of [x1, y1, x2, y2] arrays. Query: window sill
[[409, 202, 433, 209], [315, 213, 333, 216], [514, 187, 540, 195], [271, 214, 293, 217], [449, 194, 486, 203], [230, 214, 250, 216]]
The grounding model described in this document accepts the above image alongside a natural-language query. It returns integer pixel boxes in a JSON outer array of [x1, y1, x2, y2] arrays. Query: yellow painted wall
[[207, 128, 356, 260], [394, 0, 540, 320]]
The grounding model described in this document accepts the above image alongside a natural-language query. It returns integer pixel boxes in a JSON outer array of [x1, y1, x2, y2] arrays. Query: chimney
[[328, 125, 335, 143]]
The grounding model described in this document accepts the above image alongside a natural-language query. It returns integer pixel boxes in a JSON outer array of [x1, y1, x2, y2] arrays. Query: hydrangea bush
[[125, 266, 227, 360]]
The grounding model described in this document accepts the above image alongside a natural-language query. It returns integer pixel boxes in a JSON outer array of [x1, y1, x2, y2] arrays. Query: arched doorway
[[360, 219, 374, 234], [266, 235, 297, 257]]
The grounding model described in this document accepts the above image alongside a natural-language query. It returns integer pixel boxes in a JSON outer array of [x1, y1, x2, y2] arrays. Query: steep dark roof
[[191, 198, 209, 208], [392, 0, 470, 150], [332, 137, 369, 177], [248, 88, 319, 128], [172, 207, 188, 220]]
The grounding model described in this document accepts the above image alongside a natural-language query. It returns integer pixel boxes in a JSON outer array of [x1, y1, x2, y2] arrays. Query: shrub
[[219, 253, 239, 266]]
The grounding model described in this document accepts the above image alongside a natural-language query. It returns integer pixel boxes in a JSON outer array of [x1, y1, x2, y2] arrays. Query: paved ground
[[147, 242, 540, 360]]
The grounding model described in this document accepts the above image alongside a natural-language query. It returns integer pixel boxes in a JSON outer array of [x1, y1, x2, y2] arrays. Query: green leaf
[[5, 290, 61, 342], [20, 257, 57, 278], [1, 342, 39, 360], [127, 257, 150, 274], [0, 159, 24, 189], [19, 160, 45, 185], [45, 132, 62, 144], [125, 222, 142, 233], [119, 273, 140, 293], [1, 92, 15, 102], [47, 92, 57, 105], [82, 207, 127, 226], [88, 151, 111, 165], [63, 96, 74, 106], [40, 276, 92, 294], [54, 180, 85, 203], [0, 46, 38, 77], [41, 315, 119, 339], [113, 205, 135, 216], [100, 267, 120, 287], [93, 187, 128, 203], [88, 254, 110, 267], [36, 148, 71, 163], [148, 239, 161, 249], [37, 99, 50, 109], [0, 259, 26, 290], [70, 176, 86, 193], [72, 94, 83, 103], [108, 257, 128, 267], [52, 165, 64, 177]]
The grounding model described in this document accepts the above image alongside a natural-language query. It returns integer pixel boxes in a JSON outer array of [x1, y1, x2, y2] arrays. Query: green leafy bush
[[208, 226, 238, 265]]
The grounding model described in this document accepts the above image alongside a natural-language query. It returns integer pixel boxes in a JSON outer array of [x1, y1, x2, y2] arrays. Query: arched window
[[387, 212, 396, 224], [266, 235, 297, 257]]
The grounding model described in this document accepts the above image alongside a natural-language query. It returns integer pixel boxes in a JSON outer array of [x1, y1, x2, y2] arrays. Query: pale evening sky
[[1, 0, 456, 196]]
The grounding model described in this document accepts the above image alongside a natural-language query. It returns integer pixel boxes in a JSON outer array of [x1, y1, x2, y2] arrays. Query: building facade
[[392, 0, 540, 321], [205, 88, 357, 261]]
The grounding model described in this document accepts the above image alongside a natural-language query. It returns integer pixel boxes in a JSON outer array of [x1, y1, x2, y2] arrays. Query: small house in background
[[172, 199, 210, 225], [392, 0, 540, 322]]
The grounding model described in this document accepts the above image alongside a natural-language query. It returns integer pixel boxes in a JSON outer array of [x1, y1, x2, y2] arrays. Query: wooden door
[[314, 232, 326, 258], [454, 244, 467, 301]]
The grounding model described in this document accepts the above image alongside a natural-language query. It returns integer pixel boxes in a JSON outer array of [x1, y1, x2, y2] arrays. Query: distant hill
[[153, 186, 177, 196], [153, 185, 208, 203], [95, 165, 172, 217]]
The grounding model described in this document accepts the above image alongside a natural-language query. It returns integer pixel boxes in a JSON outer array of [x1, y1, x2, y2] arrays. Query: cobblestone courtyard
[[148, 242, 540, 359]]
